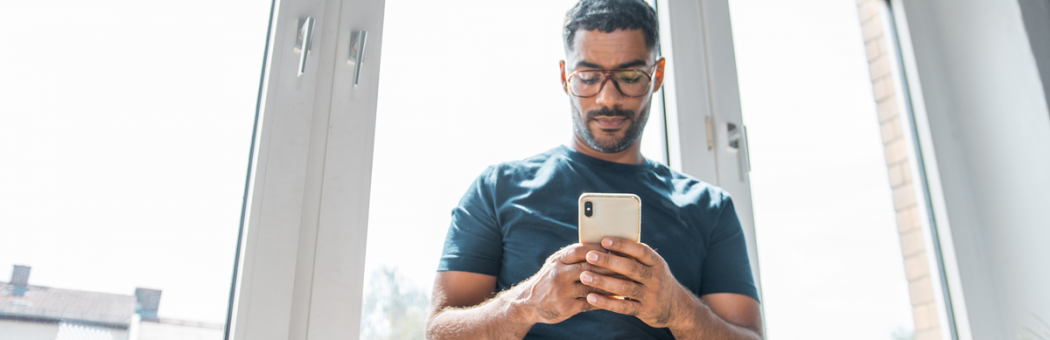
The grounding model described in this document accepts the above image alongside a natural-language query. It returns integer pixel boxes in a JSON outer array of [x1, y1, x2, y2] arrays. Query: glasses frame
[[565, 67, 657, 98]]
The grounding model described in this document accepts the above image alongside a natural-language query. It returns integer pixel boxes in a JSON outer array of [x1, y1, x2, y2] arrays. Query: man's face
[[561, 28, 665, 154]]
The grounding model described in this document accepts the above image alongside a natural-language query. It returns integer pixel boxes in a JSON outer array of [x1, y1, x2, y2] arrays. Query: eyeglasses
[[566, 68, 654, 98]]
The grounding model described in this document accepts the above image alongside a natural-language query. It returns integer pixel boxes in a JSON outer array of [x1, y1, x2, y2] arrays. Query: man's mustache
[[586, 107, 634, 120]]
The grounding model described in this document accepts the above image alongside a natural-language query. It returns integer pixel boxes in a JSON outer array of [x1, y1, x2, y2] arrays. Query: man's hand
[[580, 237, 764, 339], [578, 237, 691, 329], [509, 243, 619, 324]]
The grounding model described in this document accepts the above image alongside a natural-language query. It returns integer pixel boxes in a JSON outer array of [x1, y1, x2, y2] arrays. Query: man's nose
[[594, 79, 624, 107]]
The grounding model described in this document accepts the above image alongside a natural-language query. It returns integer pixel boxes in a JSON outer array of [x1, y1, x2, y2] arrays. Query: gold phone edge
[[577, 193, 642, 244]]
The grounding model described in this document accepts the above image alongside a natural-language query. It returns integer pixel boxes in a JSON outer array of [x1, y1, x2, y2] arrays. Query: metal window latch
[[296, 17, 315, 77], [705, 116, 714, 150], [727, 123, 751, 181], [348, 30, 368, 87]]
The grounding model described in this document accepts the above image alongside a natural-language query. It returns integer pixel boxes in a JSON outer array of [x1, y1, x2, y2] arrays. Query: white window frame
[[226, 0, 761, 338], [656, 0, 763, 302], [880, 2, 963, 339], [226, 0, 386, 338]]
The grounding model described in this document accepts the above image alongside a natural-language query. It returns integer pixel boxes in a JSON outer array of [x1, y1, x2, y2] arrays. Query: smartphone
[[578, 193, 641, 245]]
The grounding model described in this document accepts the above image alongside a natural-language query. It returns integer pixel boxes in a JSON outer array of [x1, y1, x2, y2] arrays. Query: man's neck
[[569, 137, 646, 165]]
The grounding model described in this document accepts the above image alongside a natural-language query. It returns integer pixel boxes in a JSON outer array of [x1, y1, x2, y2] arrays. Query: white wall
[[0, 319, 59, 340], [894, 0, 1050, 338]]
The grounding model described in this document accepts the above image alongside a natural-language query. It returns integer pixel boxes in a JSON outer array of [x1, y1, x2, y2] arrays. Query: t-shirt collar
[[557, 145, 654, 173]]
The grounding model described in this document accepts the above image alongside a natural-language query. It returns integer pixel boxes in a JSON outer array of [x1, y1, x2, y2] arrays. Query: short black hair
[[563, 0, 659, 55]]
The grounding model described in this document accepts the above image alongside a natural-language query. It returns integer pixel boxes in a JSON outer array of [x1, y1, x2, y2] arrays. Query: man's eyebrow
[[574, 61, 604, 69], [615, 60, 648, 69], [573, 59, 649, 70]]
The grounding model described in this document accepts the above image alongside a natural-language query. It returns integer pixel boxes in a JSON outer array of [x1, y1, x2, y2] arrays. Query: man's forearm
[[427, 288, 535, 340], [669, 293, 763, 340]]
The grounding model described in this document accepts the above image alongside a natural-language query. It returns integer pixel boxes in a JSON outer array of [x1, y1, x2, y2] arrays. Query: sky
[[0, 0, 913, 337], [0, 0, 271, 323]]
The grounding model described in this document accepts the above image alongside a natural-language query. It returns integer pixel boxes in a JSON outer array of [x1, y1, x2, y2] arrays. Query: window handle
[[296, 17, 315, 77], [727, 123, 751, 181], [348, 30, 368, 87]]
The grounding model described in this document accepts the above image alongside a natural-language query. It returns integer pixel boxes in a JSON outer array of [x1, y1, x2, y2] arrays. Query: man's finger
[[585, 250, 654, 283], [601, 237, 659, 266], [567, 261, 619, 278], [561, 243, 607, 264], [574, 282, 597, 298], [572, 282, 616, 299], [586, 293, 642, 317], [579, 271, 646, 300]]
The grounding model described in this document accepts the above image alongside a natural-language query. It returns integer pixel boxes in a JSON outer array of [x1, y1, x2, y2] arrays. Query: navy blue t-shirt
[[438, 146, 758, 339]]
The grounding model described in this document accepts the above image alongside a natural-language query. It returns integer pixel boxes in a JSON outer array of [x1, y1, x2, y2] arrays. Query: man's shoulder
[[650, 162, 733, 211], [476, 146, 569, 181]]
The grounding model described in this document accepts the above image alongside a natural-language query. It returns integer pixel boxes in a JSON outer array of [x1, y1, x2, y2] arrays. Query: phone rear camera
[[584, 201, 593, 217]]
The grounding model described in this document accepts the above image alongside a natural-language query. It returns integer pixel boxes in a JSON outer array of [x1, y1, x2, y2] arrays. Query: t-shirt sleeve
[[436, 166, 503, 277], [698, 193, 760, 302]]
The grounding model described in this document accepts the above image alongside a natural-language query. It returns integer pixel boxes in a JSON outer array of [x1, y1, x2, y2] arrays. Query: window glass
[[729, 0, 915, 338], [362, 1, 666, 338], [0, 0, 271, 336]]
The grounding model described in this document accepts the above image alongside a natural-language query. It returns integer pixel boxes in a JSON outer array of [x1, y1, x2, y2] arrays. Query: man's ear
[[652, 57, 666, 93], [560, 60, 569, 94]]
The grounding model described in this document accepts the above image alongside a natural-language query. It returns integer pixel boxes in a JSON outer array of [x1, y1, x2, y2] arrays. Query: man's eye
[[577, 72, 602, 84], [617, 71, 643, 83]]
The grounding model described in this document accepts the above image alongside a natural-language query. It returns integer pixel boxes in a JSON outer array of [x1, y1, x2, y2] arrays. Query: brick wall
[[854, 1, 943, 339]]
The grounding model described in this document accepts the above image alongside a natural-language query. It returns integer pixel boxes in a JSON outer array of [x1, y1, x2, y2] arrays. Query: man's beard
[[572, 105, 649, 154]]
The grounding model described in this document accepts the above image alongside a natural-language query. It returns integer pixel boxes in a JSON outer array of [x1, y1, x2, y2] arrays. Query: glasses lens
[[569, 70, 652, 97], [570, 71, 604, 97], [614, 70, 651, 96]]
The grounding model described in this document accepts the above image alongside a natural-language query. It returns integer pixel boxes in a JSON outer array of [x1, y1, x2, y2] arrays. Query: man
[[425, 0, 763, 339]]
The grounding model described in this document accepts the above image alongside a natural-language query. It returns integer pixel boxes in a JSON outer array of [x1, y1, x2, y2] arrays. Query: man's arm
[[426, 244, 617, 340], [580, 237, 763, 340], [426, 271, 534, 340], [666, 293, 763, 340]]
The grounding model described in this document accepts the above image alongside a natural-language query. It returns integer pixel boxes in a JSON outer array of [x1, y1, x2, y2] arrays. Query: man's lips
[[592, 116, 629, 130]]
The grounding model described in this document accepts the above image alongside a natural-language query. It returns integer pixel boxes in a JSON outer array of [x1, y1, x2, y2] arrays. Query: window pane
[[728, 0, 915, 338], [0, 0, 271, 337], [362, 1, 668, 338]]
